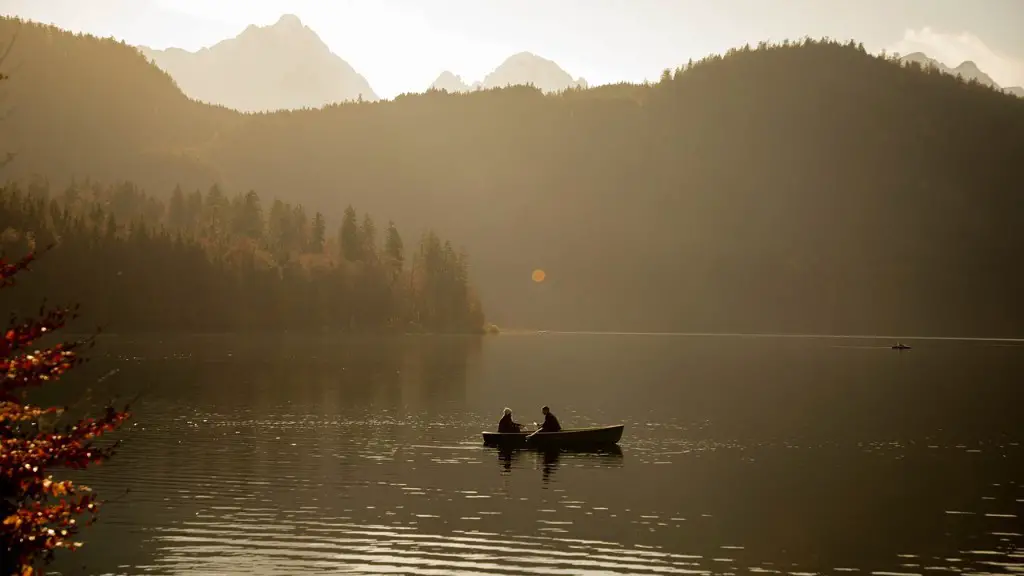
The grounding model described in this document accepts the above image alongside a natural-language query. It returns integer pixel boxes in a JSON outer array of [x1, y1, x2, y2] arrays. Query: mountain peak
[[900, 52, 935, 64], [434, 70, 461, 82], [424, 52, 585, 94], [485, 52, 584, 93], [430, 71, 471, 93], [240, 14, 310, 40], [506, 51, 541, 61], [901, 52, 1002, 89], [139, 16, 378, 111], [274, 14, 304, 29], [500, 52, 561, 69], [952, 60, 997, 87]]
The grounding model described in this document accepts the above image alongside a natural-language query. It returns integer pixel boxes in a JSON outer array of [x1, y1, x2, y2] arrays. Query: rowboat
[[892, 343, 912, 350], [482, 425, 624, 448]]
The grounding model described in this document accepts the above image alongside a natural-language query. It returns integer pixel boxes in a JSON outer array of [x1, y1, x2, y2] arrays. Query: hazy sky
[[2, 0, 1023, 98]]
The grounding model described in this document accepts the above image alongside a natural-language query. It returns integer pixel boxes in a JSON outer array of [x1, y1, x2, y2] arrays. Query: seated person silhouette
[[497, 407, 524, 433], [538, 405, 562, 432]]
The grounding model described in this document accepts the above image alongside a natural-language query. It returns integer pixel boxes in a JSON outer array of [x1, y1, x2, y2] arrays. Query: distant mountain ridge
[[429, 52, 588, 94], [138, 14, 378, 112], [899, 51, 1023, 97], [429, 71, 479, 93], [5, 16, 1024, 336], [137, 15, 588, 109]]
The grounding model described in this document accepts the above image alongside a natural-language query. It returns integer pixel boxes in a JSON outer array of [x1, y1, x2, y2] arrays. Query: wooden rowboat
[[482, 425, 624, 448]]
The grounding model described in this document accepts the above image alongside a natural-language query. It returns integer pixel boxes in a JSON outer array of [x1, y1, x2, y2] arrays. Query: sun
[[531, 269, 546, 283]]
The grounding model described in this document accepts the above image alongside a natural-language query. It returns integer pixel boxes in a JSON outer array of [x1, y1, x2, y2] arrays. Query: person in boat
[[497, 407, 524, 433], [538, 405, 562, 433]]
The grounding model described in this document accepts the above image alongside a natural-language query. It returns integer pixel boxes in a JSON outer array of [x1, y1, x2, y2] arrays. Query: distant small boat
[[482, 425, 624, 448], [892, 343, 912, 350]]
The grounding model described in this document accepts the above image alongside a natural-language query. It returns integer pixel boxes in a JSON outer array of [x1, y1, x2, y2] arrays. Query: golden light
[[531, 269, 546, 283]]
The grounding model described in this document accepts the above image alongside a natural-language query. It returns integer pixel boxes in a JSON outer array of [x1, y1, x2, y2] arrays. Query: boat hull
[[482, 425, 624, 448]]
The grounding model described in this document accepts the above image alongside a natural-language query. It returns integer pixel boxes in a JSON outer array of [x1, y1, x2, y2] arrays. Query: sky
[[2, 0, 1023, 99]]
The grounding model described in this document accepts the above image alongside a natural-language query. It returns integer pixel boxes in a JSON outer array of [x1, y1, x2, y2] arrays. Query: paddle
[[525, 421, 542, 441]]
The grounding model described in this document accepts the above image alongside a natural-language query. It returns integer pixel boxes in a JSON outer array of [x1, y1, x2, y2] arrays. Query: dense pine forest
[[0, 180, 485, 333], [2, 16, 1024, 336]]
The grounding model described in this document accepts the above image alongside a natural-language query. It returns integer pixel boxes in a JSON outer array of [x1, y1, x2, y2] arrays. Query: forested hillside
[[2, 16, 1023, 336], [0, 180, 484, 333]]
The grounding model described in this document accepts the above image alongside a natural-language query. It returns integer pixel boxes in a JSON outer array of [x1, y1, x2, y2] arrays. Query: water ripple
[[47, 335, 1024, 575]]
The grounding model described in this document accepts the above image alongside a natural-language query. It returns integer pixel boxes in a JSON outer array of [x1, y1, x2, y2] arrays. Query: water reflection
[[495, 445, 625, 484], [43, 334, 1024, 575]]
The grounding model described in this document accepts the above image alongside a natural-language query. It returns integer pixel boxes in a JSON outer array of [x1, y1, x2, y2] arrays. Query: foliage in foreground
[[0, 252, 130, 576]]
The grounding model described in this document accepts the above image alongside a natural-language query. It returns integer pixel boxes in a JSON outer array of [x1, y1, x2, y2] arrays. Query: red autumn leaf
[[0, 252, 130, 575]]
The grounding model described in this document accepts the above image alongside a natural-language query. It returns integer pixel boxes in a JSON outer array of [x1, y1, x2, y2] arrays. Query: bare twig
[[0, 23, 21, 73], [0, 24, 21, 156], [0, 26, 18, 170]]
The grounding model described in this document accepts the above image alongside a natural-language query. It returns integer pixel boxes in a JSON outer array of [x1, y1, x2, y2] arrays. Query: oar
[[526, 422, 542, 441]]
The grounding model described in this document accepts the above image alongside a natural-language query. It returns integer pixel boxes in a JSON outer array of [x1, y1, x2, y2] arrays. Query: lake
[[45, 333, 1023, 575]]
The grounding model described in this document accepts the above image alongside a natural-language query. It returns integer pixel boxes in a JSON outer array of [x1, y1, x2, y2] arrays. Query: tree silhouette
[[0, 180, 485, 334]]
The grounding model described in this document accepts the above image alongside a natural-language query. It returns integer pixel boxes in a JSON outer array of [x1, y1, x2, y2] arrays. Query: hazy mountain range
[[898, 52, 1024, 97], [3, 15, 1024, 336], [138, 14, 586, 112], [138, 14, 378, 112], [136, 14, 1019, 113], [427, 52, 588, 94]]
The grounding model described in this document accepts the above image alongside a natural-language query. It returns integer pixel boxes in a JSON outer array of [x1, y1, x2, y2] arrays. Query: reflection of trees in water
[[97, 334, 481, 413], [50, 334, 484, 572], [495, 446, 624, 484], [412, 335, 482, 407]]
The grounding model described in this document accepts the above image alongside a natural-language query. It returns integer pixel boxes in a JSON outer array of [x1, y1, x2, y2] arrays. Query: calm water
[[43, 333, 1023, 575]]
